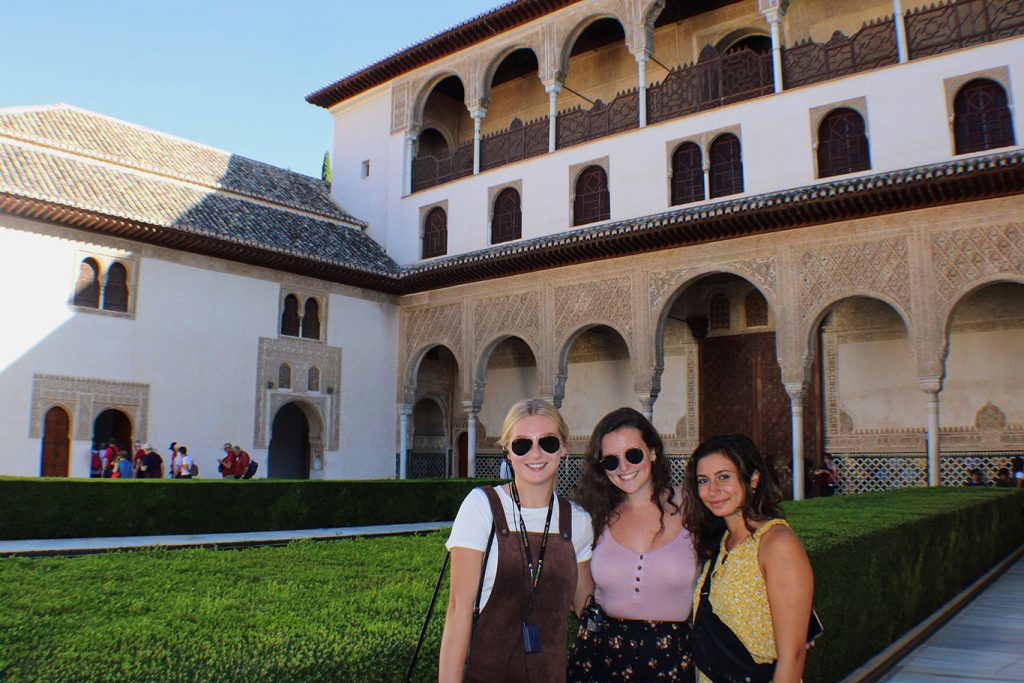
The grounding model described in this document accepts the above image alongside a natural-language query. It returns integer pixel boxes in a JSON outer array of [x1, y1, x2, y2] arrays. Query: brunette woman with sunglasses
[[569, 407, 698, 681], [439, 399, 594, 683]]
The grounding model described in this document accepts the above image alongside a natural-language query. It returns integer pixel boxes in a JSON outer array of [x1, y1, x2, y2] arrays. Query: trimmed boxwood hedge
[[0, 477, 500, 540], [0, 487, 1020, 681]]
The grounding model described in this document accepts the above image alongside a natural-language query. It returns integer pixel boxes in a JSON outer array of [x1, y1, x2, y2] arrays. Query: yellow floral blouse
[[692, 518, 789, 683]]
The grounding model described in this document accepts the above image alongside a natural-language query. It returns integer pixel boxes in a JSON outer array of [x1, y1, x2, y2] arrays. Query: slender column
[[920, 378, 942, 486], [544, 80, 562, 153], [402, 131, 418, 196], [637, 394, 656, 423], [635, 52, 649, 128], [702, 159, 711, 200], [758, 1, 788, 93], [470, 106, 487, 175], [398, 403, 412, 479], [893, 0, 909, 63], [785, 382, 806, 500], [463, 401, 479, 477]]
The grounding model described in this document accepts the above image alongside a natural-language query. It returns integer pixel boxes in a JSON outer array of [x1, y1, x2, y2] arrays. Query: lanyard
[[508, 481, 554, 591]]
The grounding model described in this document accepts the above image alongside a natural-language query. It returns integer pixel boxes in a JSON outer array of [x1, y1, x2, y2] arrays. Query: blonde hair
[[498, 398, 569, 451]]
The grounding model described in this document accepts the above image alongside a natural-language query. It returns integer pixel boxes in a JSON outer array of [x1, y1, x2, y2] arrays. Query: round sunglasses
[[601, 447, 645, 472], [509, 435, 561, 456]]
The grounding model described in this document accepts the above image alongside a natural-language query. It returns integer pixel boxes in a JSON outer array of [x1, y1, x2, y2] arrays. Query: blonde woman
[[439, 399, 594, 682]]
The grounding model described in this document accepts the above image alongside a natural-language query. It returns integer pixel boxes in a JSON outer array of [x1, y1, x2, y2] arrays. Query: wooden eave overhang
[[306, 0, 582, 109], [4, 151, 1022, 296]]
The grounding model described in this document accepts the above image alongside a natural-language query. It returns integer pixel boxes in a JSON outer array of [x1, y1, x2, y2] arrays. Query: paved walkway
[[880, 555, 1024, 682], [0, 520, 452, 556]]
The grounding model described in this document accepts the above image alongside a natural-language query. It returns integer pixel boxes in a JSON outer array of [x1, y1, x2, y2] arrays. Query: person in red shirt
[[230, 445, 251, 479], [102, 441, 118, 478], [219, 443, 236, 479], [133, 441, 147, 477]]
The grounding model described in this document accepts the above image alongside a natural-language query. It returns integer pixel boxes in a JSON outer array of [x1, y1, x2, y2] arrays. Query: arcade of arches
[[397, 199, 1024, 497]]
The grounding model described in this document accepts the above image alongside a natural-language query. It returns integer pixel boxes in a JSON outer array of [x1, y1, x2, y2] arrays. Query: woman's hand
[[573, 560, 594, 617], [759, 525, 814, 683]]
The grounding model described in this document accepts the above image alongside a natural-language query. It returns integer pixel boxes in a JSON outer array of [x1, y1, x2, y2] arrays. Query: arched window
[[422, 208, 447, 259], [817, 108, 871, 178], [953, 79, 1015, 154], [102, 262, 129, 312], [308, 366, 320, 392], [745, 289, 768, 327], [709, 293, 731, 330], [278, 363, 291, 390], [671, 142, 704, 206], [709, 134, 744, 198], [301, 298, 320, 340], [573, 165, 610, 226], [74, 258, 100, 308], [491, 188, 522, 244], [281, 294, 300, 336]]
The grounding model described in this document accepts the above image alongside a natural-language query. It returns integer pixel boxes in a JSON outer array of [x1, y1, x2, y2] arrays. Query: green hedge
[[0, 487, 1020, 681], [0, 477, 500, 540], [794, 487, 1024, 680]]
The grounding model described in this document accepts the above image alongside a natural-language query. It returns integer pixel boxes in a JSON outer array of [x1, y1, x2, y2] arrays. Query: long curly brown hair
[[682, 434, 785, 562], [573, 407, 680, 548]]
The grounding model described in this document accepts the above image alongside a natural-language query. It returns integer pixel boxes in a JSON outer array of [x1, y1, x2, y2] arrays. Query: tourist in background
[[1012, 456, 1024, 488], [218, 443, 236, 478], [569, 407, 697, 681], [138, 444, 164, 479], [684, 434, 814, 683], [177, 445, 193, 479], [115, 450, 134, 479], [89, 442, 104, 478], [439, 399, 593, 682], [167, 442, 179, 478]]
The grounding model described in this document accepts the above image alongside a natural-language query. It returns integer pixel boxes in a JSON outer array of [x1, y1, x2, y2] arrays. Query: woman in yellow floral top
[[682, 434, 814, 683]]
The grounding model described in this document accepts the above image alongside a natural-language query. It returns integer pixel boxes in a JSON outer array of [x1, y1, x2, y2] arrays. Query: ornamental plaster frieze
[[554, 276, 634, 347], [798, 237, 912, 327], [931, 222, 1024, 319], [473, 291, 541, 351], [403, 302, 464, 361], [647, 256, 777, 316], [253, 337, 341, 450], [30, 374, 149, 441]]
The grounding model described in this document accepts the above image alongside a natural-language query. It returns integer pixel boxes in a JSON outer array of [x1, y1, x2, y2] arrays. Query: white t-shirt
[[446, 486, 593, 610], [179, 454, 193, 476]]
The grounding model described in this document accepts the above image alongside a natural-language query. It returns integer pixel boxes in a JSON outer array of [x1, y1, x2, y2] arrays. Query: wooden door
[[41, 407, 70, 477], [699, 332, 820, 479]]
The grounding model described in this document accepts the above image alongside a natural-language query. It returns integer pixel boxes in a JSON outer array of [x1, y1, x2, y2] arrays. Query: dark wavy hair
[[573, 407, 680, 548], [682, 434, 785, 562]]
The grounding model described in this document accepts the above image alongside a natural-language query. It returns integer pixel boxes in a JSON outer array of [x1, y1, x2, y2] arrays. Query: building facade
[[2, 0, 1022, 494]]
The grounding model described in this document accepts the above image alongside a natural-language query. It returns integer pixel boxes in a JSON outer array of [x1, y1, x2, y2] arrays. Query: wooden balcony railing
[[479, 116, 549, 172], [781, 18, 899, 89], [410, 142, 473, 193], [556, 87, 640, 149], [906, 0, 1024, 58]]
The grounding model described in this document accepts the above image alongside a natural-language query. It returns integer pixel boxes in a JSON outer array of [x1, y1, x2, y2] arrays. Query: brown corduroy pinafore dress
[[464, 486, 577, 683]]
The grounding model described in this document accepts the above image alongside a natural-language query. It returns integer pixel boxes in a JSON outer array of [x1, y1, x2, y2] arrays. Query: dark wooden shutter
[[817, 108, 871, 177], [422, 208, 448, 258], [671, 142, 704, 205], [301, 298, 320, 339], [573, 166, 610, 226], [954, 79, 1015, 154], [709, 134, 744, 198], [74, 258, 100, 308], [491, 188, 522, 244]]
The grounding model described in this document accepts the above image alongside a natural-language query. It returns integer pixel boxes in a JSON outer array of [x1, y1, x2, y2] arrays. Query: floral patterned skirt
[[568, 613, 692, 682]]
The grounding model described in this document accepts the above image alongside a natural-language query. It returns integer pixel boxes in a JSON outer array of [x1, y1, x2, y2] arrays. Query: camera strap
[[509, 481, 554, 620]]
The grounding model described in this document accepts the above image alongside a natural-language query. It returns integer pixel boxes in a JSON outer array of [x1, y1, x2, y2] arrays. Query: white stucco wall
[[478, 365, 539, 440], [836, 336, 919, 431], [943, 328, 1024, 427], [0, 218, 400, 480], [328, 38, 1023, 267], [561, 358, 637, 441]]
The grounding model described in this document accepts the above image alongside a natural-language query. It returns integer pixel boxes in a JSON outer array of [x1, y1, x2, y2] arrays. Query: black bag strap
[[404, 551, 450, 683], [464, 521, 496, 681]]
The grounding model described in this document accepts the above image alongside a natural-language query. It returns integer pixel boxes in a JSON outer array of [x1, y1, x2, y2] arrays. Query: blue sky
[[1, 0, 496, 178]]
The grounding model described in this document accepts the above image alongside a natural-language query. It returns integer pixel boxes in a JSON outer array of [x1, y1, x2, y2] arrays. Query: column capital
[[631, 48, 652, 64], [918, 376, 943, 395], [468, 105, 488, 121], [758, 0, 788, 20], [461, 400, 480, 417], [397, 403, 413, 418], [543, 79, 563, 94], [783, 381, 807, 404]]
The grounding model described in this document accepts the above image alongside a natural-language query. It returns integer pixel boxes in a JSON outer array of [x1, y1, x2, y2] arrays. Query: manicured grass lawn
[[0, 534, 451, 682]]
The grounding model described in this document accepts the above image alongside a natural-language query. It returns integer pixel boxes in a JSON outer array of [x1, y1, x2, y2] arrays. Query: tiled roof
[[0, 105, 397, 277], [0, 104, 359, 224]]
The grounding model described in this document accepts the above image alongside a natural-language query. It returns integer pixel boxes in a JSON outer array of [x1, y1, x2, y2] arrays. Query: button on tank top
[[592, 525, 698, 621]]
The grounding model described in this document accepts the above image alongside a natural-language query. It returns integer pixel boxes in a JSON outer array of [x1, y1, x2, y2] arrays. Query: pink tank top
[[591, 525, 698, 621]]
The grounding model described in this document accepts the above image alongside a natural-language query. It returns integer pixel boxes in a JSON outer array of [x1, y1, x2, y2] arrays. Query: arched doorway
[[268, 402, 311, 479], [40, 406, 70, 477], [93, 408, 132, 452], [411, 397, 447, 478]]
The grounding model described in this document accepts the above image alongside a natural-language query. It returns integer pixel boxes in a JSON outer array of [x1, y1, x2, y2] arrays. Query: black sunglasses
[[509, 436, 561, 456], [601, 448, 645, 472]]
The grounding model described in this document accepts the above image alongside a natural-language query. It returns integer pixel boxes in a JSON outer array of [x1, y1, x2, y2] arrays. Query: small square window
[[360, 160, 370, 179]]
